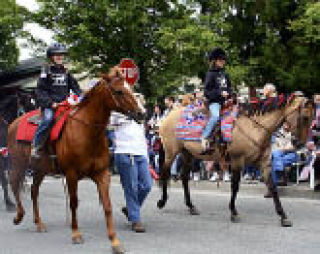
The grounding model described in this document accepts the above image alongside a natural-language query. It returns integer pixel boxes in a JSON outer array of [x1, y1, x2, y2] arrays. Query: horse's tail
[[7, 117, 29, 196], [158, 140, 167, 187]]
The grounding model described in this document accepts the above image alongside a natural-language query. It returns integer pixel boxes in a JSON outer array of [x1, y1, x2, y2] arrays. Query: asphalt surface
[[1, 177, 320, 254]]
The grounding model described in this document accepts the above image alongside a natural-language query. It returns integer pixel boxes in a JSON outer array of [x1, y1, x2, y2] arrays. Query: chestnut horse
[[158, 96, 313, 227], [7, 67, 144, 254]]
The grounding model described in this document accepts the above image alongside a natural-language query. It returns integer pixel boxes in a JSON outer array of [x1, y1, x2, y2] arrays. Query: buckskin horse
[[7, 67, 144, 254], [157, 95, 313, 227]]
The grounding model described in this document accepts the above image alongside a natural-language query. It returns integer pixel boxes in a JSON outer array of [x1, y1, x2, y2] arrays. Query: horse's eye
[[114, 90, 124, 95]]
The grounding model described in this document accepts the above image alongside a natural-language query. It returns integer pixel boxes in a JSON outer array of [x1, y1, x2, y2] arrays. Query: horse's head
[[101, 66, 146, 122], [285, 95, 314, 145]]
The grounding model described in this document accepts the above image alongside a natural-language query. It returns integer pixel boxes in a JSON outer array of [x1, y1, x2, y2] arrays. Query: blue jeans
[[33, 108, 54, 147], [171, 153, 182, 176], [115, 154, 152, 222], [271, 150, 297, 184], [202, 103, 221, 139]]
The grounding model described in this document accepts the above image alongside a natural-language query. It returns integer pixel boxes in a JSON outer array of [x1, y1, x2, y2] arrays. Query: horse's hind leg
[[93, 170, 124, 254], [181, 151, 199, 215], [229, 168, 241, 223], [267, 176, 292, 227], [65, 171, 83, 244], [31, 170, 46, 232], [157, 164, 170, 209], [0, 158, 15, 211], [9, 160, 25, 225]]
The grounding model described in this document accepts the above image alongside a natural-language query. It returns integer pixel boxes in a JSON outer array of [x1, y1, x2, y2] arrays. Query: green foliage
[[31, 0, 319, 100], [33, 0, 245, 102], [0, 0, 26, 71], [288, 2, 320, 94]]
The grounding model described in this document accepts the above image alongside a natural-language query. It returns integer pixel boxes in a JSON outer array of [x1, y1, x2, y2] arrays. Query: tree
[[289, 2, 320, 95], [33, 0, 246, 102], [0, 0, 26, 71]]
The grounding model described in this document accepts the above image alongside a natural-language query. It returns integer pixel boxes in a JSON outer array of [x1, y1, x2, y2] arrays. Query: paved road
[[1, 177, 320, 254]]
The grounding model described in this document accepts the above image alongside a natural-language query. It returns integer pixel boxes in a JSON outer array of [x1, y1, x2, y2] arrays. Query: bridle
[[67, 78, 122, 127], [67, 77, 137, 128]]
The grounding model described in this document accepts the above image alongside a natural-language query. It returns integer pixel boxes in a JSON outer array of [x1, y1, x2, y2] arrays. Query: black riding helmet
[[46, 42, 68, 58], [208, 48, 227, 61]]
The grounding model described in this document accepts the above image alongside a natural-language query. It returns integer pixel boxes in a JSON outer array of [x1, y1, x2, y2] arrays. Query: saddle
[[176, 99, 238, 145], [16, 102, 73, 143]]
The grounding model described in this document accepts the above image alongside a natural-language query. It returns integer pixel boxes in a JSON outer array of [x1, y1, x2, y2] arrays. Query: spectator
[[263, 83, 277, 98], [243, 165, 261, 181], [148, 105, 162, 129], [265, 121, 297, 197], [205, 161, 220, 182], [171, 153, 182, 181], [163, 96, 175, 117]]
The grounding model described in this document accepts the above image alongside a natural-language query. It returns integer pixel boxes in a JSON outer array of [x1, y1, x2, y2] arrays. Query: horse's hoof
[[189, 206, 200, 215], [157, 199, 166, 209], [72, 233, 84, 244], [230, 214, 241, 223], [36, 222, 47, 233], [13, 212, 24, 225], [112, 244, 125, 254], [281, 218, 293, 227]]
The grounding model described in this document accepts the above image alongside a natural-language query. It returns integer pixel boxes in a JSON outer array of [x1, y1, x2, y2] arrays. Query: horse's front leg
[[66, 171, 83, 244], [267, 176, 292, 227], [31, 169, 46, 232], [93, 170, 124, 254], [229, 169, 241, 223]]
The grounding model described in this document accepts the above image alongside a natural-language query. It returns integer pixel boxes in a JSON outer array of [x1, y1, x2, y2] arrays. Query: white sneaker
[[193, 172, 200, 182], [209, 172, 219, 182], [223, 171, 231, 182], [243, 173, 251, 181]]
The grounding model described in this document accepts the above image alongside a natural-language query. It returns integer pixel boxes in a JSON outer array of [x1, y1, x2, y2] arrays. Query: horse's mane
[[240, 94, 296, 117]]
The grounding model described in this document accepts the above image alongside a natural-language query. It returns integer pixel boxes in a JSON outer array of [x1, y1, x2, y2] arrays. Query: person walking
[[110, 109, 152, 233]]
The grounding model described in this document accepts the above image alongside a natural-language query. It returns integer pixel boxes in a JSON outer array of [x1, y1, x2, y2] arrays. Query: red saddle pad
[[16, 102, 73, 142]]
